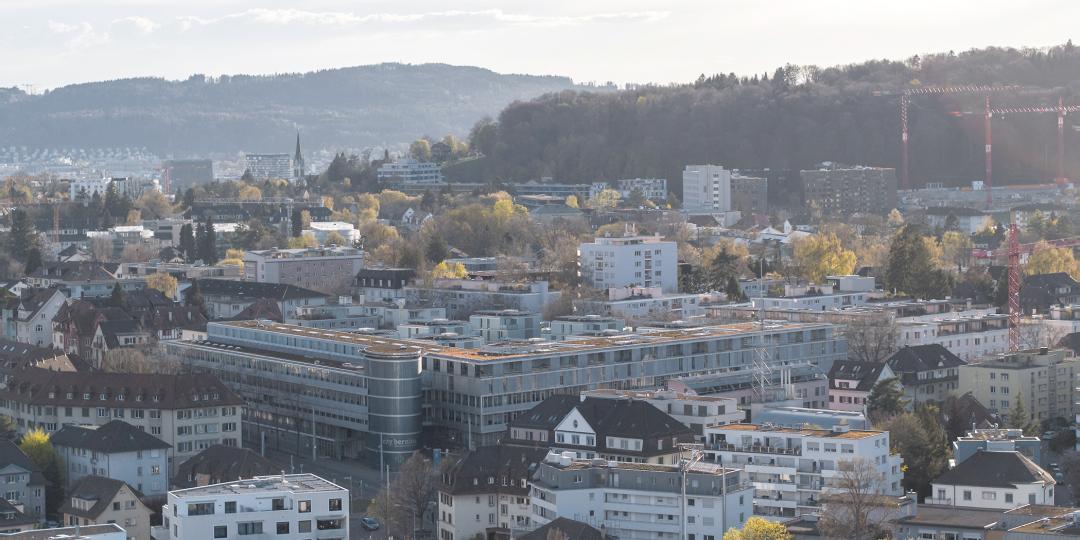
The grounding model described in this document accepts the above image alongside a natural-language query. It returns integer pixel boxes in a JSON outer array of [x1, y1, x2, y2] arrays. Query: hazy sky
[[2, 0, 1078, 90]]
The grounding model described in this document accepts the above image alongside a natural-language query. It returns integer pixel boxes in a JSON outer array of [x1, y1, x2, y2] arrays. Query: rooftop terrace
[[170, 474, 344, 498]]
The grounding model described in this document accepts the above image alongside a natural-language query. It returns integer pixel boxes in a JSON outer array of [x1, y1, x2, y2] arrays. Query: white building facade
[[682, 164, 732, 214], [579, 235, 678, 293]]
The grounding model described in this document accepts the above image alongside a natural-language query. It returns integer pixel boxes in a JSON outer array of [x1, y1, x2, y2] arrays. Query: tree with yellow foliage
[[287, 233, 319, 249], [431, 261, 468, 279], [125, 209, 141, 225], [887, 208, 905, 228], [219, 248, 245, 269], [145, 272, 179, 299], [723, 516, 791, 540], [565, 195, 579, 208], [1025, 241, 1080, 279], [941, 231, 974, 271], [587, 188, 621, 211], [793, 233, 856, 283], [238, 184, 262, 201]]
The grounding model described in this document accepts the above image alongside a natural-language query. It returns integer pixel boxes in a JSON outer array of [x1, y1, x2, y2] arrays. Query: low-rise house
[[0, 440, 46, 522], [0, 499, 38, 534], [186, 279, 327, 320], [1021, 272, 1080, 314], [0, 339, 73, 387], [580, 388, 742, 438], [953, 428, 1041, 466], [885, 344, 966, 407], [827, 360, 894, 412], [60, 476, 152, 540], [927, 450, 1055, 509], [437, 445, 546, 540], [516, 517, 607, 540], [51, 420, 171, 499], [6, 288, 67, 347], [173, 445, 279, 489]]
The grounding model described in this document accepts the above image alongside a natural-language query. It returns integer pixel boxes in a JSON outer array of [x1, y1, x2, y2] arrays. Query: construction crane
[[874, 85, 1021, 192], [947, 97, 1080, 208]]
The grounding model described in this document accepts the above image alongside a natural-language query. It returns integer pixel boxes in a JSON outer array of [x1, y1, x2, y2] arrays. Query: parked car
[[361, 517, 381, 531]]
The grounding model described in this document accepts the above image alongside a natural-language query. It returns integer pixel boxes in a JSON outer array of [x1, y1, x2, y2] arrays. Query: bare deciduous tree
[[1017, 320, 1070, 351], [101, 348, 184, 374], [366, 451, 442, 537], [818, 458, 897, 540], [844, 315, 899, 363]]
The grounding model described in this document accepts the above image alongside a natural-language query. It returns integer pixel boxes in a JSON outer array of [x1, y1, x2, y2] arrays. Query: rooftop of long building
[[169, 474, 344, 498]]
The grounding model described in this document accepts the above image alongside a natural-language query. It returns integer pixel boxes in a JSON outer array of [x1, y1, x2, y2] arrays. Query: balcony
[[752, 481, 797, 493], [706, 442, 801, 456], [745, 463, 796, 475]]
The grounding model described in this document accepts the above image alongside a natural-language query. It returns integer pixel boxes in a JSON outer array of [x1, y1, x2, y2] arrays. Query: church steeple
[[292, 130, 305, 183]]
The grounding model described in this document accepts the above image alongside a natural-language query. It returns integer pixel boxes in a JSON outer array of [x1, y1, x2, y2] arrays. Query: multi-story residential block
[[925, 207, 994, 235], [159, 474, 348, 540], [750, 282, 874, 311], [885, 344, 966, 407], [407, 279, 558, 320], [287, 301, 382, 331], [426, 321, 847, 447], [0, 440, 47, 521], [896, 308, 1009, 361], [750, 405, 870, 430], [702, 423, 904, 520], [827, 361, 894, 412], [0, 369, 243, 475], [397, 319, 472, 340], [731, 174, 768, 217], [243, 247, 364, 296], [801, 165, 898, 216], [165, 321, 422, 467], [469, 309, 541, 343], [548, 315, 626, 341], [953, 428, 1041, 466], [161, 159, 213, 192], [186, 278, 327, 320], [530, 452, 753, 539], [580, 388, 742, 438], [70, 177, 114, 200], [377, 158, 443, 184], [438, 445, 547, 540], [109, 177, 160, 199], [355, 268, 416, 304], [243, 153, 292, 180], [926, 450, 1055, 509], [60, 476, 153, 540], [682, 164, 732, 214], [613, 178, 668, 201], [51, 420, 171, 499], [506, 395, 694, 464], [578, 234, 678, 293], [958, 347, 1080, 422]]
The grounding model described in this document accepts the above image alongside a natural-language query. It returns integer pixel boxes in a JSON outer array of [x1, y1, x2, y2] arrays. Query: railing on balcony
[[706, 442, 802, 456]]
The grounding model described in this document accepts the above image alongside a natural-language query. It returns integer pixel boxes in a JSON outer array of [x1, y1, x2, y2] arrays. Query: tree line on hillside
[[456, 43, 1080, 205]]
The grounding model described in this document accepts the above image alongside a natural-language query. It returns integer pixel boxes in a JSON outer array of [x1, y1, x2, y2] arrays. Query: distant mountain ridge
[[0, 63, 581, 155]]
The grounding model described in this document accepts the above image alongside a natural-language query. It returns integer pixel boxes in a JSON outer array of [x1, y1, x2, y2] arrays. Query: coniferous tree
[[291, 209, 303, 238], [108, 283, 127, 309], [194, 223, 207, 262], [202, 216, 218, 264], [185, 279, 208, 318], [179, 223, 196, 262], [24, 248, 42, 275], [866, 377, 908, 423], [7, 209, 37, 263]]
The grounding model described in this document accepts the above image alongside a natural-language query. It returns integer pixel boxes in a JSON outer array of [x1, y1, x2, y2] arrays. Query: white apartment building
[[578, 235, 678, 293], [702, 423, 904, 520], [591, 178, 669, 202], [303, 221, 361, 246], [159, 474, 348, 540], [469, 309, 542, 343], [377, 158, 443, 184], [897, 308, 1009, 361], [243, 153, 292, 180], [438, 446, 547, 540], [682, 164, 732, 214], [958, 348, 1080, 422], [530, 452, 753, 540], [70, 177, 113, 200]]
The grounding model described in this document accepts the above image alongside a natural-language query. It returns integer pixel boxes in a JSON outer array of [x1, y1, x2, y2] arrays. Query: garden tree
[[437, 200, 533, 257], [125, 209, 141, 225], [537, 227, 585, 289], [0, 415, 15, 440], [232, 219, 274, 250], [7, 209, 38, 263], [358, 222, 401, 251], [441, 134, 468, 159], [179, 223, 196, 262], [845, 316, 899, 364], [397, 243, 423, 270], [625, 187, 647, 208], [366, 451, 440, 537], [425, 234, 449, 264], [882, 405, 949, 497], [145, 272, 179, 299], [185, 279, 208, 318], [940, 394, 980, 441], [356, 193, 380, 222], [866, 377, 907, 423], [90, 236, 113, 262], [940, 231, 974, 271], [324, 231, 347, 246], [287, 233, 320, 249], [379, 190, 421, 220], [1007, 393, 1039, 435], [722, 516, 791, 540], [103, 183, 131, 219], [1063, 450, 1080, 499], [134, 190, 171, 219], [792, 233, 856, 283], [725, 275, 746, 301], [420, 189, 436, 211], [199, 216, 218, 264], [24, 247, 42, 275], [409, 139, 433, 161], [219, 249, 245, 269], [587, 188, 621, 211], [290, 208, 304, 238], [238, 184, 262, 201], [19, 428, 64, 515], [181, 188, 196, 209], [1025, 241, 1080, 279], [885, 224, 954, 299], [565, 195, 579, 208], [108, 283, 127, 309], [101, 348, 183, 374], [943, 213, 960, 232], [818, 458, 896, 540]]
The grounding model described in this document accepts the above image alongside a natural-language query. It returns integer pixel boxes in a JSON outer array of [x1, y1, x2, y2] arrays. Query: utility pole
[[680, 448, 704, 540], [311, 406, 317, 460]]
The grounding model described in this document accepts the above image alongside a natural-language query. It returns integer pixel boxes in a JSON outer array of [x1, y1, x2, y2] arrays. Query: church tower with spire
[[292, 130, 305, 184]]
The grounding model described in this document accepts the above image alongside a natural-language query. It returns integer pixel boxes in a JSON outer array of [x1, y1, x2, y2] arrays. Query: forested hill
[[456, 43, 1080, 199], [0, 64, 580, 154]]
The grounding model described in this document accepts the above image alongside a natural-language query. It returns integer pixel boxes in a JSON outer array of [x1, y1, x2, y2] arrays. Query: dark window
[[271, 498, 284, 511], [317, 519, 344, 530], [225, 501, 236, 514], [329, 498, 342, 511], [187, 503, 213, 516], [276, 522, 289, 534], [214, 525, 227, 538]]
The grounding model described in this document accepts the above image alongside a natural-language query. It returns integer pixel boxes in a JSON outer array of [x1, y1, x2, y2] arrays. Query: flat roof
[[708, 423, 882, 440], [551, 459, 737, 476], [170, 474, 344, 498], [893, 504, 1001, 529]]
